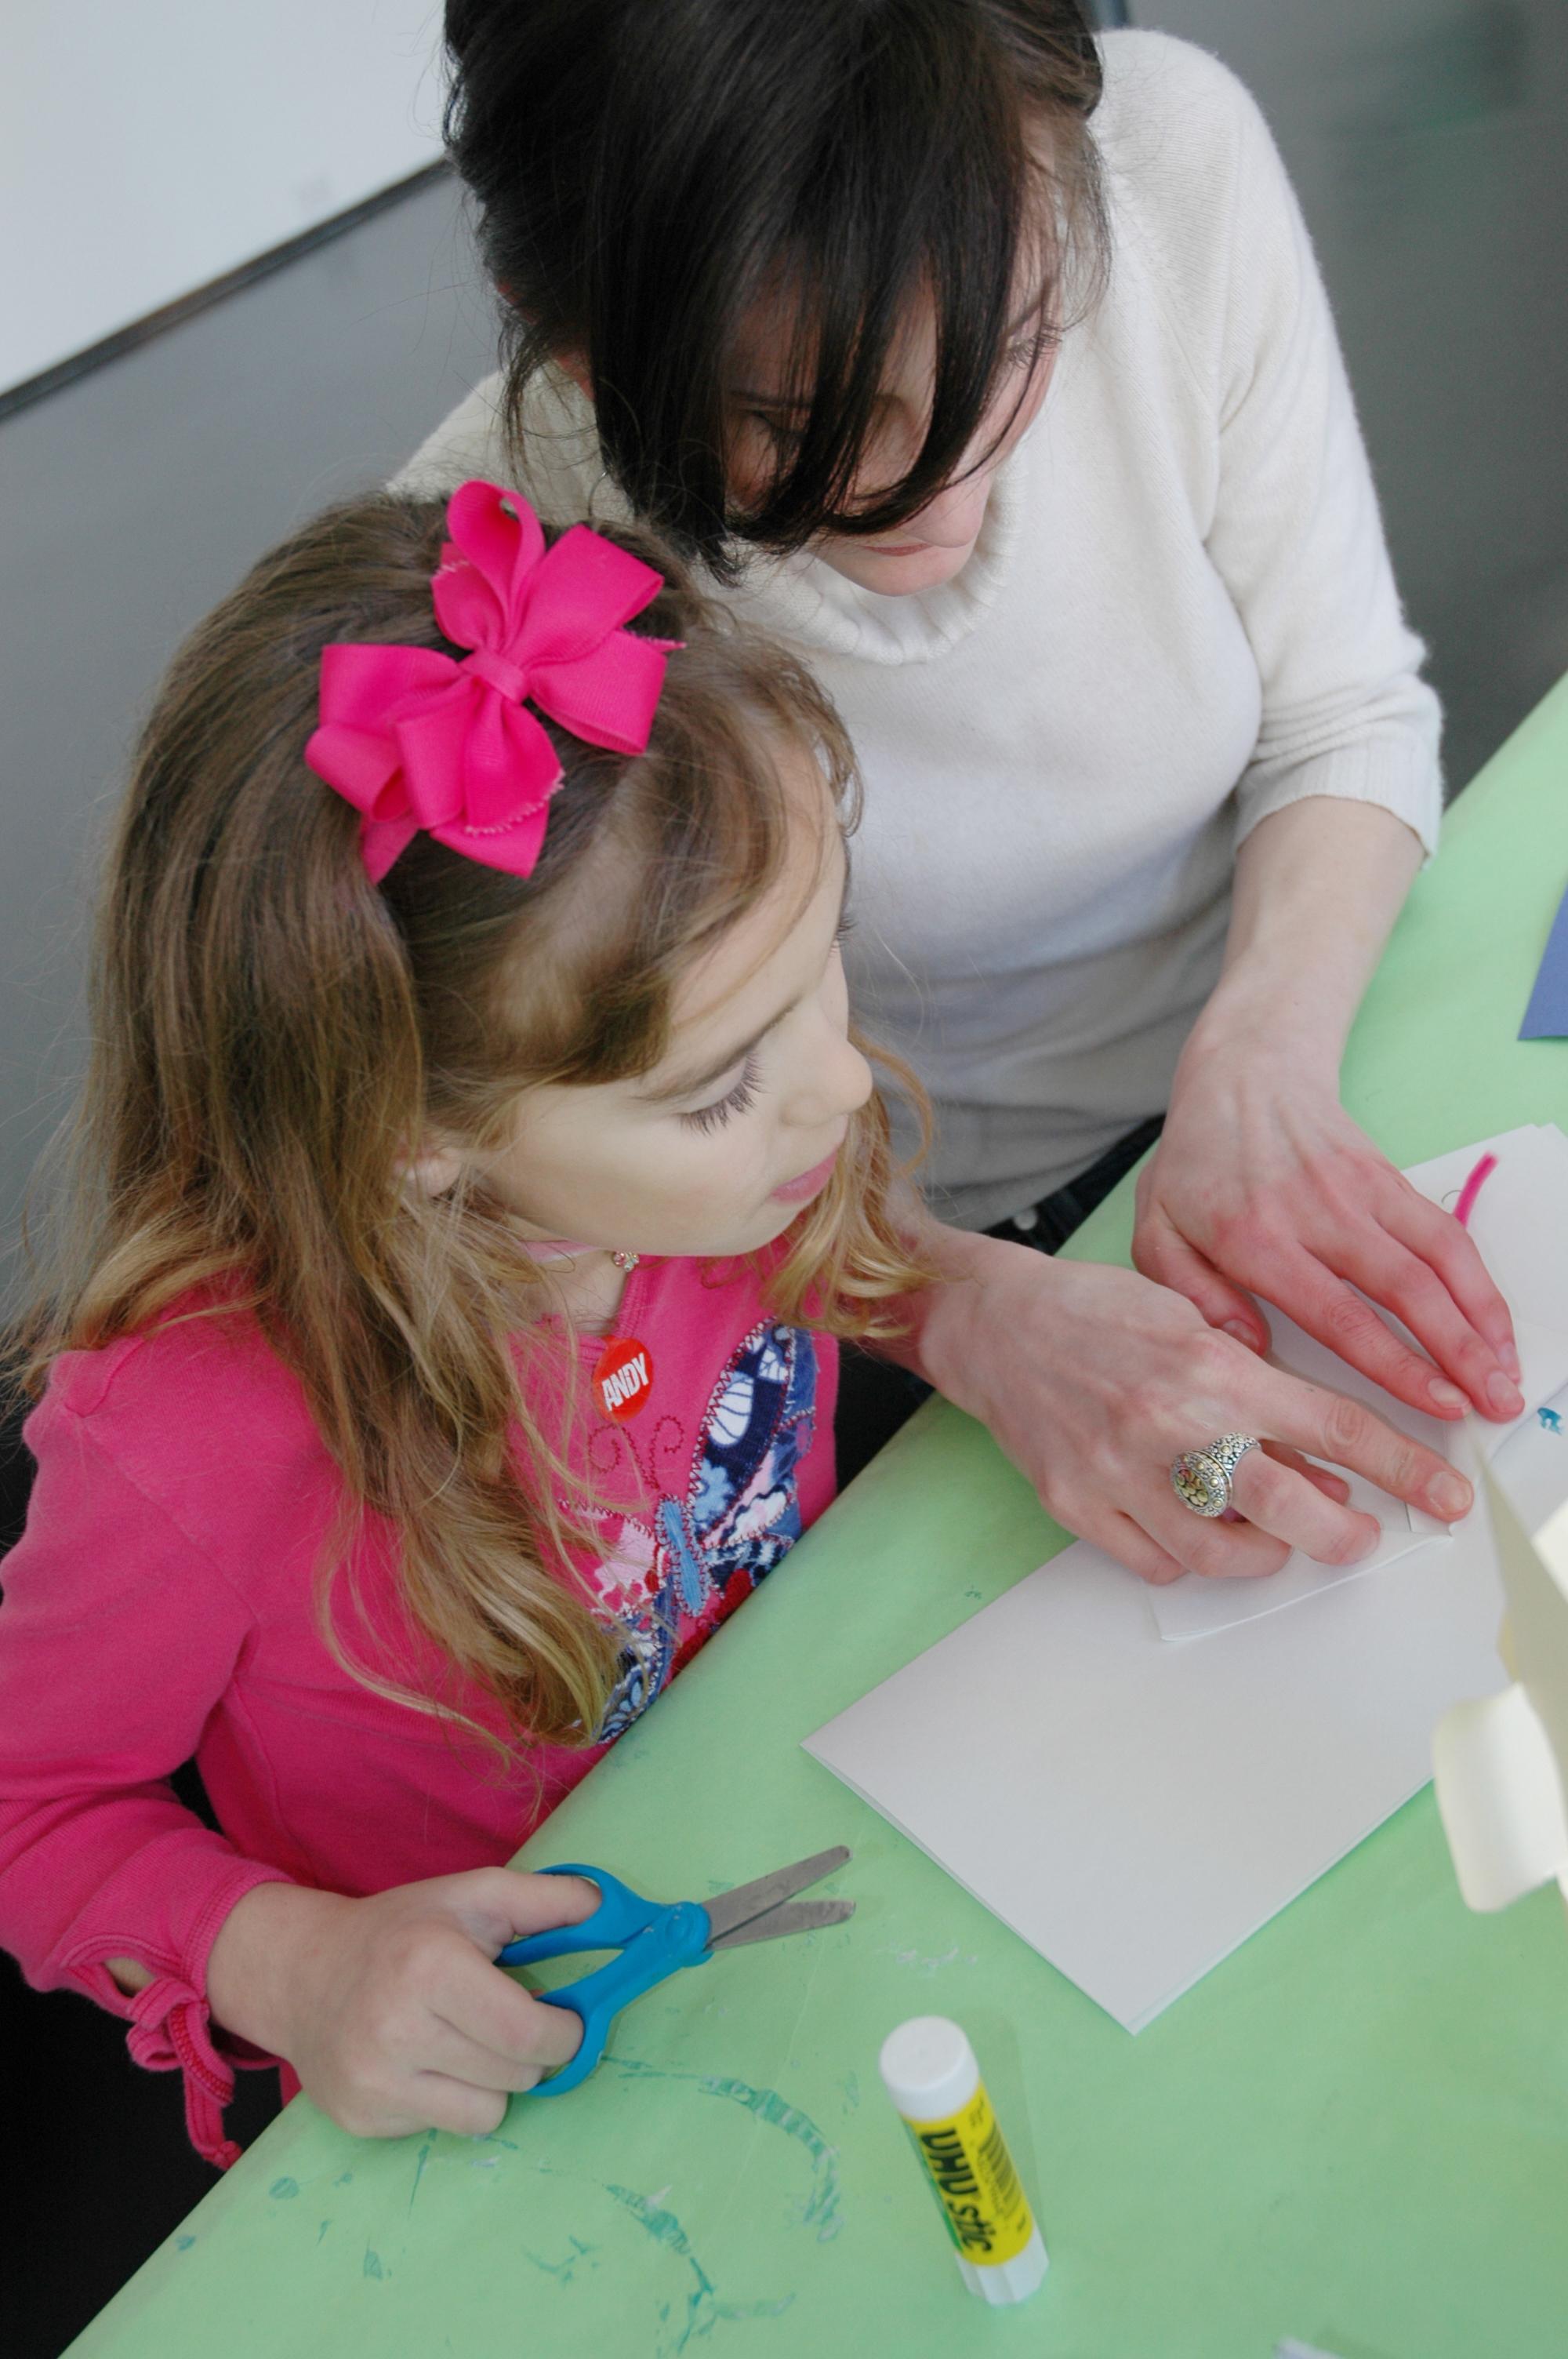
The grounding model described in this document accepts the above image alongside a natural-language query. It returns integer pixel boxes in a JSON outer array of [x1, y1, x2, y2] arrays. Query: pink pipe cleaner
[[1453, 1151, 1498, 1230]]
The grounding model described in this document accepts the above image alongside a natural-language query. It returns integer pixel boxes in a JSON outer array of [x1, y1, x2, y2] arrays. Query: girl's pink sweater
[[0, 1255, 836, 2162]]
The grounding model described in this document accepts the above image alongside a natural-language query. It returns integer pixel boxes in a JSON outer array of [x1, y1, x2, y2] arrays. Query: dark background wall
[[0, 172, 498, 1312]]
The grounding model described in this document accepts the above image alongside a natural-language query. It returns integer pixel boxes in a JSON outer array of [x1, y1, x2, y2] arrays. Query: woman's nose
[[902, 468, 992, 550]]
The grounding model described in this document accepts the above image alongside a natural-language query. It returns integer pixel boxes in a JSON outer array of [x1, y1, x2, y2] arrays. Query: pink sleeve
[[0, 1394, 293, 2165]]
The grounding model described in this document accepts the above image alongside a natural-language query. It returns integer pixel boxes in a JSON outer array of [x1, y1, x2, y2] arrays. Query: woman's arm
[[1120, 60, 1516, 1419], [1132, 798, 1520, 1416], [884, 1212, 1472, 1587], [872, 802, 1511, 1583], [873, 803, 1512, 1583]]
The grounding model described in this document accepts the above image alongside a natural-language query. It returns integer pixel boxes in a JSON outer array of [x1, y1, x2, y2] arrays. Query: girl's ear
[[401, 1141, 467, 1199]]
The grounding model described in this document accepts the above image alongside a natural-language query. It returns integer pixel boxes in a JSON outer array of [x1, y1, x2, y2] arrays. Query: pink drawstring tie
[[125, 1973, 243, 2169]]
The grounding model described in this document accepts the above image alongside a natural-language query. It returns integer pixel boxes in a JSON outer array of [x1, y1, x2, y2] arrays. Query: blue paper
[[1520, 881, 1568, 1038]]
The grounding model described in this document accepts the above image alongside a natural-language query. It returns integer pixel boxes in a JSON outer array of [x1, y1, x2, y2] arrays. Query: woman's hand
[[204, 1868, 600, 2139], [907, 1230, 1475, 1586], [1132, 796, 1520, 1425], [1134, 1035, 1521, 1427]]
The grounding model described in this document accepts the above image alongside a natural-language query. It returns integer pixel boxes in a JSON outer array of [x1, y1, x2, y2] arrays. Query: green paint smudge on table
[[702, 2078, 842, 2241], [605, 2183, 710, 2272], [523, 2150, 800, 2357], [518, 2235, 596, 2284], [604, 2183, 714, 2357], [606, 2055, 844, 2242], [603, 2188, 794, 2355], [408, 2129, 437, 2209]]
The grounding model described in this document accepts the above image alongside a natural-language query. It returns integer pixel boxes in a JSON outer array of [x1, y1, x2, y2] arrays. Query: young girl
[[0, 478, 929, 2163]]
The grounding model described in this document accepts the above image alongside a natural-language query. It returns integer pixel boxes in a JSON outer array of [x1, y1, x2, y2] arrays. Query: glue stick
[[878, 2016, 1047, 2305]]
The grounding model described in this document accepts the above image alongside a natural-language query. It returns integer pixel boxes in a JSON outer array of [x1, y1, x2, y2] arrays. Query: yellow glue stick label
[[903, 2081, 1035, 2266]]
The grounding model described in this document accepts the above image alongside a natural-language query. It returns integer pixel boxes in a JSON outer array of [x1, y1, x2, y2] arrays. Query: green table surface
[[74, 678, 1568, 2359]]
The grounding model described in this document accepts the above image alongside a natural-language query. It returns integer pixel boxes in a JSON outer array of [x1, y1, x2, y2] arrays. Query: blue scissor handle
[[495, 1863, 713, 2097], [496, 1864, 658, 1968]]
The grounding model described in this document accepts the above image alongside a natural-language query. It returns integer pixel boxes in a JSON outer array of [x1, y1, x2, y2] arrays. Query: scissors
[[495, 1844, 855, 2096]]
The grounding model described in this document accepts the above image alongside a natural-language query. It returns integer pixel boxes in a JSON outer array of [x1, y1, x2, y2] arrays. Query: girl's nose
[[792, 1029, 873, 1129]]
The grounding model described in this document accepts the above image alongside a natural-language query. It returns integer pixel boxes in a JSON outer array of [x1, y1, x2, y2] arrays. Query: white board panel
[[3, 2, 446, 391]]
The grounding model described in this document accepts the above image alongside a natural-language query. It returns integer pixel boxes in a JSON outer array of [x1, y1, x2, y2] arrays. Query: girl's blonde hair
[[19, 493, 930, 1754]]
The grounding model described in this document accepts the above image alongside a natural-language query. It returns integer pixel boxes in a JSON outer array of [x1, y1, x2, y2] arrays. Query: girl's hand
[[913, 1235, 1474, 1586], [205, 1868, 600, 2139], [1133, 1041, 1522, 1424]]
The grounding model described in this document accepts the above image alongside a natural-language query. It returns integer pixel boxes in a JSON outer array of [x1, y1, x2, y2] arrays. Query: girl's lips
[[771, 1147, 842, 1204]]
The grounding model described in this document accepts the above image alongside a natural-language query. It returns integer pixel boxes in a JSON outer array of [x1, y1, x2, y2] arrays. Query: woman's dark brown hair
[[444, 0, 1107, 570], [20, 492, 930, 1753]]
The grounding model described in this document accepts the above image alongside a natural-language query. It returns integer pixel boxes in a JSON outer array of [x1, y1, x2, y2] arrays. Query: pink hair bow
[[304, 479, 675, 881]]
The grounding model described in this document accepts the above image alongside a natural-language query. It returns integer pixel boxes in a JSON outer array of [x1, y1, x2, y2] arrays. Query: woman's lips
[[771, 1147, 842, 1204]]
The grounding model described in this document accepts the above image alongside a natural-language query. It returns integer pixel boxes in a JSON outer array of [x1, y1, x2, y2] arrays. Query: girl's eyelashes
[[834, 911, 856, 947], [681, 1052, 764, 1136]]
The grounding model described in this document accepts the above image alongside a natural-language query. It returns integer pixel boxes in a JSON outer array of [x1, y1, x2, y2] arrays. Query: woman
[[401, 0, 1514, 1581]]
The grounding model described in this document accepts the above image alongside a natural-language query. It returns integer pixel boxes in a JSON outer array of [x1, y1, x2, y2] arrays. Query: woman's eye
[[681, 1053, 764, 1136], [1006, 325, 1060, 373], [750, 413, 804, 459]]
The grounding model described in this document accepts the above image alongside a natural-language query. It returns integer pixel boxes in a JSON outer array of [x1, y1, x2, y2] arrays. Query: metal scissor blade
[[710, 1897, 855, 1951], [701, 1845, 851, 1946]]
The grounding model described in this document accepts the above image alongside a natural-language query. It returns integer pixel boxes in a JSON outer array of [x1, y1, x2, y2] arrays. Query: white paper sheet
[[804, 1126, 1568, 2032], [804, 1461, 1503, 2031], [1484, 1379, 1568, 1535]]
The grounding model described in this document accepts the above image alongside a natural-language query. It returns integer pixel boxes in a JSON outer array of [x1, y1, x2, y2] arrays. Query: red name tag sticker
[[593, 1336, 655, 1423]]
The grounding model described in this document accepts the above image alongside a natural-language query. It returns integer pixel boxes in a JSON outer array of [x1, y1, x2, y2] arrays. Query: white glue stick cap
[[880, 2015, 978, 2117], [879, 2017, 1048, 2306]]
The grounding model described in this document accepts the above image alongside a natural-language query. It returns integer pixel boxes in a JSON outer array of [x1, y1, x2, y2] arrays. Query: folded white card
[[804, 1128, 1568, 2030], [805, 1463, 1502, 2031]]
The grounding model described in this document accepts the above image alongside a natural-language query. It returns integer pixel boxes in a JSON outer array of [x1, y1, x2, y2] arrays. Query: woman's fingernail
[[1486, 1372, 1525, 1416], [1432, 1473, 1472, 1519], [1428, 1378, 1469, 1412], [1222, 1320, 1258, 1349], [1501, 1339, 1523, 1382]]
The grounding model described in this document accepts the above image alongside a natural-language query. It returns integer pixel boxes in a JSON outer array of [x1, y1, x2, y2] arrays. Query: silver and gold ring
[[1170, 1432, 1262, 1518]]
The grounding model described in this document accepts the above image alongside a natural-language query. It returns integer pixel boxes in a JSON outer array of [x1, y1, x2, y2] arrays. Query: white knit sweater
[[397, 30, 1440, 1229]]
